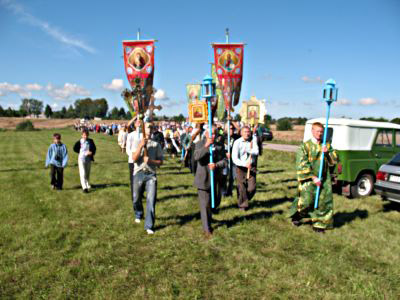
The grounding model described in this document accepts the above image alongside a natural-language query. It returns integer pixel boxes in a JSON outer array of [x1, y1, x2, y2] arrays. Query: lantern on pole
[[314, 79, 338, 209], [201, 75, 217, 208]]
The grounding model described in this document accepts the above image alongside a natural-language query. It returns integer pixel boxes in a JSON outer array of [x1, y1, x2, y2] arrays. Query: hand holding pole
[[314, 79, 338, 209]]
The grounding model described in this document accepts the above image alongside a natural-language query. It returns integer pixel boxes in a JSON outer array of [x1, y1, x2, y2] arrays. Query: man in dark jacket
[[73, 129, 96, 193], [194, 126, 227, 238]]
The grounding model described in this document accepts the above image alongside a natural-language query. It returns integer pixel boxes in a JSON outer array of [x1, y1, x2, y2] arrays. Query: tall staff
[[225, 28, 232, 170], [122, 30, 158, 156], [212, 30, 245, 176], [314, 79, 338, 209], [201, 75, 217, 208]]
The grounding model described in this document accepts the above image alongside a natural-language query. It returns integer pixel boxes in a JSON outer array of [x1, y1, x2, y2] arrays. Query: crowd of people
[[46, 118, 337, 238]]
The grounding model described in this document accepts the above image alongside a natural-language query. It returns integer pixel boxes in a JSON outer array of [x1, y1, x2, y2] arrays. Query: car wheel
[[350, 174, 374, 198]]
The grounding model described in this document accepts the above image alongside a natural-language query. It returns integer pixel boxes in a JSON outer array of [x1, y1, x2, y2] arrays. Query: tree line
[[0, 98, 131, 120]]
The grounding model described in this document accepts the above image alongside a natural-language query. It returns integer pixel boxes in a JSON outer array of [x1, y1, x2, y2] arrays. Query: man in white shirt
[[232, 126, 259, 210]]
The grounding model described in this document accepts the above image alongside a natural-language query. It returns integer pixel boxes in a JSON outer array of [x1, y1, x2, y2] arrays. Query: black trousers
[[190, 144, 197, 174], [129, 163, 134, 203], [236, 166, 256, 208], [197, 182, 222, 233], [50, 165, 64, 189]]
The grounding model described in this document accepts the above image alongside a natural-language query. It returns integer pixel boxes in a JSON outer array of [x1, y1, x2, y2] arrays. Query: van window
[[375, 130, 392, 147], [326, 128, 333, 143], [396, 131, 400, 147], [389, 153, 400, 167]]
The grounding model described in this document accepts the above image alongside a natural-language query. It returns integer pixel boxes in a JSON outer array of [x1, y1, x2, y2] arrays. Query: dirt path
[[264, 143, 299, 152]]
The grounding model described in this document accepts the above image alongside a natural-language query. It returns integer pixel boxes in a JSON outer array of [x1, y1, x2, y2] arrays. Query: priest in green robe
[[289, 122, 338, 232]]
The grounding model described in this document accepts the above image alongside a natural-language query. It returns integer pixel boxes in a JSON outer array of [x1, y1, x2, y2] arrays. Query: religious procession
[[43, 30, 345, 239]]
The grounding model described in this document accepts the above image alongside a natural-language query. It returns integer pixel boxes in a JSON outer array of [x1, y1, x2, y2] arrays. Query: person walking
[[73, 129, 96, 193], [194, 126, 227, 238], [232, 126, 259, 210], [118, 124, 128, 153], [289, 122, 338, 233], [45, 133, 68, 190], [131, 121, 164, 234]]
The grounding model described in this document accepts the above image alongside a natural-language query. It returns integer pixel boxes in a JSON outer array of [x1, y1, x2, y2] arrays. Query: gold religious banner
[[188, 100, 208, 124], [239, 96, 267, 125]]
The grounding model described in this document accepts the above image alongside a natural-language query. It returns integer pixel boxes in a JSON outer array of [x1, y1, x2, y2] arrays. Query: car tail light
[[376, 171, 388, 181], [337, 163, 343, 174]]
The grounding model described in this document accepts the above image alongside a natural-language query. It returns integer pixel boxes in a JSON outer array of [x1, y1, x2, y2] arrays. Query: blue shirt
[[45, 143, 68, 168]]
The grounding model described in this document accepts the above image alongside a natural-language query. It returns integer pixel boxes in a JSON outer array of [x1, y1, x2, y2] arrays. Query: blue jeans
[[133, 171, 157, 230]]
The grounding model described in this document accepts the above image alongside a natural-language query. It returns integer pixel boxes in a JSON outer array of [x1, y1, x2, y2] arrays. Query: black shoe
[[291, 219, 302, 227], [313, 227, 325, 234], [83, 189, 89, 193], [211, 208, 220, 215]]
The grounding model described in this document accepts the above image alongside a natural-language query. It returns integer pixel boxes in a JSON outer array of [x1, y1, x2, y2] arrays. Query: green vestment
[[289, 139, 338, 229]]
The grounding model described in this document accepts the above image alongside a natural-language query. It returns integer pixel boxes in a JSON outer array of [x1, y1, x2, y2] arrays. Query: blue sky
[[0, 0, 399, 119]]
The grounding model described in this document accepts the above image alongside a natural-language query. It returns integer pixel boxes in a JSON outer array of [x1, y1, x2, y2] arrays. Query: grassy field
[[1, 128, 400, 299]]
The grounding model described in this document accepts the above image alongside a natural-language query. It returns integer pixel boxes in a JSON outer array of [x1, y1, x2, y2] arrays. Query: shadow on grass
[[158, 192, 197, 202], [0, 167, 39, 172], [160, 184, 192, 190], [333, 209, 369, 228], [91, 183, 129, 189], [215, 210, 284, 229], [382, 201, 400, 212], [257, 169, 285, 175], [160, 166, 186, 171], [277, 178, 297, 184], [159, 171, 191, 176], [251, 197, 291, 209]]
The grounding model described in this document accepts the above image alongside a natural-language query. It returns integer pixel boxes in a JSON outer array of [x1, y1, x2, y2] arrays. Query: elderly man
[[289, 122, 338, 233], [131, 121, 164, 234], [194, 126, 227, 237], [232, 126, 259, 210]]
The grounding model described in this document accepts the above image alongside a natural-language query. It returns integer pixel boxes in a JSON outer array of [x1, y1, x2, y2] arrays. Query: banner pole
[[314, 101, 332, 209], [225, 28, 232, 176], [208, 98, 215, 209]]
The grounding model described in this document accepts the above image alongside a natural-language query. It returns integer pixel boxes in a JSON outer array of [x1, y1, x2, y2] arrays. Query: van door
[[371, 129, 396, 169]]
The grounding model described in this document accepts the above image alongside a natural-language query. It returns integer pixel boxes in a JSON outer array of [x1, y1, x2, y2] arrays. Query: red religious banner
[[212, 43, 244, 111], [122, 40, 155, 106]]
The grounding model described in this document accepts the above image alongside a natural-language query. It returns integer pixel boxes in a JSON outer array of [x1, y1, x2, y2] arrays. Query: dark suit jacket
[[194, 138, 227, 190], [73, 138, 96, 162]]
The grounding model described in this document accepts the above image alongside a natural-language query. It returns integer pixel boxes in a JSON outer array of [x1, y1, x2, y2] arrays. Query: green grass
[[1, 128, 400, 299]]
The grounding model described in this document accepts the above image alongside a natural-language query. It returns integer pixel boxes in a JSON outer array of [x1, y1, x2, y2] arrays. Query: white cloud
[[359, 97, 378, 106], [51, 103, 59, 109], [103, 79, 124, 92], [335, 98, 352, 106], [47, 83, 90, 100], [154, 89, 169, 101], [1, 0, 95, 54], [301, 76, 324, 84], [0, 82, 31, 97], [25, 83, 42, 91]]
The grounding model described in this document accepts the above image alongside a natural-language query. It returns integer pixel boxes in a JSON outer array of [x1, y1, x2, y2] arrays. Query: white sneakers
[[134, 219, 154, 234]]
